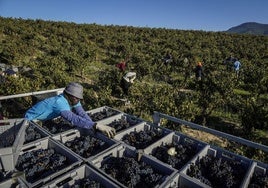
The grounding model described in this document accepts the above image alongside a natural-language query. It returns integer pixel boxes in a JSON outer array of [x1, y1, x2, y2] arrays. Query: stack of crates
[[1, 106, 268, 187], [0, 119, 50, 187]]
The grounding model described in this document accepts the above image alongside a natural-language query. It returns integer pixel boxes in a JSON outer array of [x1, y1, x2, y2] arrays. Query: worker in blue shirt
[[24, 82, 116, 138], [233, 60, 241, 78]]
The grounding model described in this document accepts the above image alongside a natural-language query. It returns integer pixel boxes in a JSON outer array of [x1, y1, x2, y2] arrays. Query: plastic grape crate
[[143, 131, 208, 171], [113, 122, 172, 150], [96, 113, 145, 134], [0, 119, 27, 172], [90, 144, 178, 188], [34, 117, 76, 137], [16, 137, 83, 188], [38, 164, 119, 188], [53, 128, 120, 162], [86, 106, 123, 122], [179, 145, 254, 188], [242, 161, 268, 188]]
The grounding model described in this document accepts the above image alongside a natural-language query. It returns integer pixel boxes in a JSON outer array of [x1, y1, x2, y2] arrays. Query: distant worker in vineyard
[[163, 52, 173, 65], [120, 71, 136, 96], [224, 55, 237, 71], [24, 82, 116, 138], [195, 62, 203, 81], [116, 58, 129, 72], [233, 60, 241, 78]]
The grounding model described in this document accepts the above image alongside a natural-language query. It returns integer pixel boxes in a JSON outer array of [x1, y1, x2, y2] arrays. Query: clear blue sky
[[0, 0, 267, 32]]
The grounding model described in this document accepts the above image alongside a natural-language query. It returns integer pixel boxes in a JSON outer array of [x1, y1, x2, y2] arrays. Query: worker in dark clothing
[[224, 56, 237, 71], [195, 62, 203, 81], [120, 72, 136, 96]]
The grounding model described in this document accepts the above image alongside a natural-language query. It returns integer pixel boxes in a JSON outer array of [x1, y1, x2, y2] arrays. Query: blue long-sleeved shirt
[[234, 61, 241, 71], [24, 94, 95, 129]]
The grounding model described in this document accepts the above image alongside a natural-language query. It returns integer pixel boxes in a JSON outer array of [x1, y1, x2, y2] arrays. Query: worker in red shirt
[[116, 60, 127, 72]]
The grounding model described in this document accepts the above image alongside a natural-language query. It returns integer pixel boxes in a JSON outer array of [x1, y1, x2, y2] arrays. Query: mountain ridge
[[226, 22, 268, 35]]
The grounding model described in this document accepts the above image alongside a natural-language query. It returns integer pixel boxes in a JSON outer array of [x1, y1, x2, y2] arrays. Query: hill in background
[[226, 22, 268, 36]]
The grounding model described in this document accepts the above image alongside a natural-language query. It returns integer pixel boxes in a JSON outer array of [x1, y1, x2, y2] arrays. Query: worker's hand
[[95, 123, 116, 138]]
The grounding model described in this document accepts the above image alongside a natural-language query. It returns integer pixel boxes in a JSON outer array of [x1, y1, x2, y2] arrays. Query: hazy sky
[[0, 0, 267, 32]]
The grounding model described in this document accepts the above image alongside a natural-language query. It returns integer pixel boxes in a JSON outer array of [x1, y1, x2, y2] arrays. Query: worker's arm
[[61, 110, 96, 129], [73, 106, 93, 122]]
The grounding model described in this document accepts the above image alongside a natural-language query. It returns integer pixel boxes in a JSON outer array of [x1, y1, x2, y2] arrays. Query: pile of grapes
[[101, 156, 166, 187], [186, 154, 248, 188], [88, 108, 120, 121], [107, 115, 142, 132], [0, 123, 46, 147], [0, 123, 22, 147], [248, 170, 268, 187], [152, 142, 200, 170], [71, 177, 105, 188], [41, 118, 75, 134], [16, 148, 70, 183], [64, 135, 110, 158], [24, 124, 43, 144], [121, 128, 164, 149]]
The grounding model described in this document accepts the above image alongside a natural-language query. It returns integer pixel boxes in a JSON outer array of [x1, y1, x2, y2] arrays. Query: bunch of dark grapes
[[187, 155, 247, 188], [248, 170, 268, 187], [42, 118, 74, 134], [88, 108, 120, 121], [152, 142, 199, 170], [0, 133, 15, 147], [107, 116, 142, 132], [24, 124, 42, 144], [71, 177, 105, 188], [101, 156, 164, 187], [0, 123, 22, 147], [121, 128, 164, 149], [16, 148, 69, 182], [64, 135, 109, 158]]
